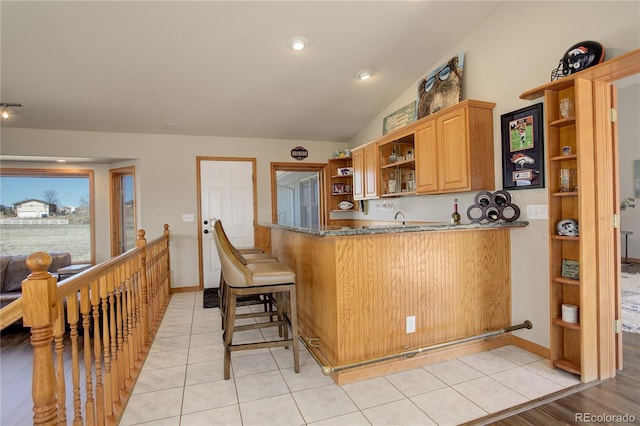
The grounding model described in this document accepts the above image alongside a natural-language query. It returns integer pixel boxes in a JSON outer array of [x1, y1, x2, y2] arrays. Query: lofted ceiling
[[1, 1, 503, 143]]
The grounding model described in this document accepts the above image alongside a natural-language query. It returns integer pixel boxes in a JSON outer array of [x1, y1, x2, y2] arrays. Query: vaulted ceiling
[[1, 1, 503, 142]]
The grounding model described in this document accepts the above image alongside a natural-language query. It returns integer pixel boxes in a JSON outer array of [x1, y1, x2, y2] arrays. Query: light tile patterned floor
[[120, 292, 580, 426]]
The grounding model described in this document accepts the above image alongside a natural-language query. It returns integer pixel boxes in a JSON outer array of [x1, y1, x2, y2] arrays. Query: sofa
[[0, 252, 72, 308]]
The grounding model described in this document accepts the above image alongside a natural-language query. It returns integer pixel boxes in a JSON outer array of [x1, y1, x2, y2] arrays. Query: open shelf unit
[[378, 132, 416, 197], [544, 78, 598, 382], [326, 157, 355, 214]]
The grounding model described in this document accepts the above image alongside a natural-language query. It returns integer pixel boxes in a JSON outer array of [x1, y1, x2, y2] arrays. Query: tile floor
[[120, 292, 581, 426]]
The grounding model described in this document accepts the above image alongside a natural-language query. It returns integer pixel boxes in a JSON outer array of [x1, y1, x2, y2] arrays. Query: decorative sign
[[383, 101, 416, 134], [561, 259, 580, 280], [290, 146, 308, 161]]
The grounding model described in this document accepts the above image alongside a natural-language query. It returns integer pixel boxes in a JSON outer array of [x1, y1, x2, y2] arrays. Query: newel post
[[22, 252, 59, 425], [136, 229, 150, 346]]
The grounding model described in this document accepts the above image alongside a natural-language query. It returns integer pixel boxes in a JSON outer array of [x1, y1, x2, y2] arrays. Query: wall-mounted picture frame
[[501, 103, 545, 190]]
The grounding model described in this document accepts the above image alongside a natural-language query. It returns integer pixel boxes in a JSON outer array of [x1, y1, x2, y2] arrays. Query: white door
[[199, 159, 255, 289]]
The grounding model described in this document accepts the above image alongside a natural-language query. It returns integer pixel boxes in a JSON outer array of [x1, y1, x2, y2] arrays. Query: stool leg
[[223, 290, 237, 380], [289, 285, 300, 373]]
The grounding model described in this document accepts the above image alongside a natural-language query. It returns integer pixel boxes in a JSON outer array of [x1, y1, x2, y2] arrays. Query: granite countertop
[[261, 221, 529, 237]]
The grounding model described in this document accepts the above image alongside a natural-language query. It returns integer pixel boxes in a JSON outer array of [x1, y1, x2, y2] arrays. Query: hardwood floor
[[470, 331, 640, 425]]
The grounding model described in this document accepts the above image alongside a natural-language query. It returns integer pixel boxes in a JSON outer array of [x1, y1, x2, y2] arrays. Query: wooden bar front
[[268, 225, 513, 383]]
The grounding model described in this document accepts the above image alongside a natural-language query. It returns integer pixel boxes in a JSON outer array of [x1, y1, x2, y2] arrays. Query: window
[[0, 168, 95, 263], [110, 166, 136, 256], [270, 163, 326, 229]]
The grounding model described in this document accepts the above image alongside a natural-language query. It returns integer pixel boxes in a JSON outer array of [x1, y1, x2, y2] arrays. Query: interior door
[[198, 158, 255, 289]]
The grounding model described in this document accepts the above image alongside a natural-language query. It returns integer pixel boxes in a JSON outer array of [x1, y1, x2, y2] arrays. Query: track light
[[0, 103, 22, 119]]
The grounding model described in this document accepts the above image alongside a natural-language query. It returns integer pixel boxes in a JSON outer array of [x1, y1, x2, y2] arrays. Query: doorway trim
[[196, 156, 257, 290], [270, 162, 327, 225]]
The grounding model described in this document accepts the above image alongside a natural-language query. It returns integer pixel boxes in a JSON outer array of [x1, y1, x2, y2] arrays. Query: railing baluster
[[66, 292, 83, 426], [80, 286, 95, 426], [53, 304, 67, 424], [4, 225, 172, 425]]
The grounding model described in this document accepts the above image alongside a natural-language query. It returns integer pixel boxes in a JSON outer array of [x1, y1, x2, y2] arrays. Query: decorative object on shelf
[[562, 304, 579, 323], [561, 259, 580, 280], [332, 183, 347, 194], [621, 197, 636, 211], [559, 97, 575, 119], [290, 146, 308, 161], [557, 218, 579, 236], [466, 190, 520, 223], [559, 168, 573, 192], [337, 167, 353, 176], [451, 198, 461, 225], [416, 52, 464, 119], [383, 101, 417, 135], [501, 103, 545, 190], [550, 40, 605, 82], [337, 200, 354, 210]]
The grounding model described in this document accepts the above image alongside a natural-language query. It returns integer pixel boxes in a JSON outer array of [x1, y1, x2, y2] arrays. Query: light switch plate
[[526, 205, 548, 220], [182, 214, 195, 222]]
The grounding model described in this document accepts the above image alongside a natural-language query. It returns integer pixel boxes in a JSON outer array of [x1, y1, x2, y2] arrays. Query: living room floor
[[120, 292, 582, 426]]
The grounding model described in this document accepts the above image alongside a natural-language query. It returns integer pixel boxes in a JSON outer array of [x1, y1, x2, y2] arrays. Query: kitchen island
[[258, 221, 528, 384]]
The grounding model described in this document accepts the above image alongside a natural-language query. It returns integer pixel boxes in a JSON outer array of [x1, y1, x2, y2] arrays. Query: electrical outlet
[[406, 316, 416, 333], [526, 204, 548, 220], [182, 213, 195, 222]]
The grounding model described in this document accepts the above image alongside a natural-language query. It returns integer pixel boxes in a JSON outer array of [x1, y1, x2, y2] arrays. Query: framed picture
[[501, 103, 545, 190], [561, 259, 580, 280]]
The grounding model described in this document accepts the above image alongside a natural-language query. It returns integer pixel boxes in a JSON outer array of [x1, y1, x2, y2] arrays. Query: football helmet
[[557, 219, 579, 237], [551, 41, 605, 81]]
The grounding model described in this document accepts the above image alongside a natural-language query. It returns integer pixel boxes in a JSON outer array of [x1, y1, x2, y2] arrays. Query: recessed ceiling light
[[56, 159, 67, 163], [288, 36, 308, 51], [357, 70, 373, 81]]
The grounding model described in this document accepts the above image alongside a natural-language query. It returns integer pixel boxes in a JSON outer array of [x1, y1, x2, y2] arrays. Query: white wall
[[618, 81, 640, 260], [347, 1, 640, 347], [0, 129, 348, 289]]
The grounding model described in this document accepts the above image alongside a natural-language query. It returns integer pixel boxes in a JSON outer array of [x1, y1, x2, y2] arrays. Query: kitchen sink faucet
[[394, 211, 406, 226]]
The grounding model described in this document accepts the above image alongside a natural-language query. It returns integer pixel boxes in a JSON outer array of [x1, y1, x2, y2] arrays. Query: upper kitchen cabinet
[[415, 100, 496, 194], [352, 142, 379, 200], [378, 129, 416, 197]]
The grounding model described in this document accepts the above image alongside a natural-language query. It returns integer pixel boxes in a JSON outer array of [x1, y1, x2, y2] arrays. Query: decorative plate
[[338, 200, 354, 210]]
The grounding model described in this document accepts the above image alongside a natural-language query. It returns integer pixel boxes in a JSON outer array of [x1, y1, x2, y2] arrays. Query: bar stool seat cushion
[[246, 263, 295, 286]]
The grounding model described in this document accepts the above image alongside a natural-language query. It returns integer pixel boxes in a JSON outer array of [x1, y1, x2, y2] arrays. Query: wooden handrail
[[2, 224, 171, 425]]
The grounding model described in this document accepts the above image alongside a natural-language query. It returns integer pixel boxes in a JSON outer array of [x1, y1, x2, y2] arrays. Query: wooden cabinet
[[352, 142, 379, 200], [543, 78, 598, 381], [415, 100, 495, 194], [378, 130, 416, 197], [326, 158, 355, 214]]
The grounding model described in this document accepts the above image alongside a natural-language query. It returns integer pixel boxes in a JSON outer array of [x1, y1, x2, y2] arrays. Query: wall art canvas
[[416, 52, 464, 119]]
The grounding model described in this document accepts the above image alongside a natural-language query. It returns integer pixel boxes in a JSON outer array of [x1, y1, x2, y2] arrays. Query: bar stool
[[213, 220, 277, 329], [212, 221, 299, 380]]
